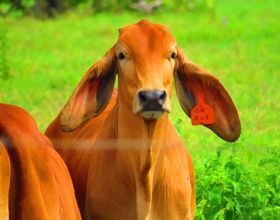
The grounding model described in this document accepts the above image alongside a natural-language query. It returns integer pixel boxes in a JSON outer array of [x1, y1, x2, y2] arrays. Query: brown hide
[[46, 20, 240, 220]]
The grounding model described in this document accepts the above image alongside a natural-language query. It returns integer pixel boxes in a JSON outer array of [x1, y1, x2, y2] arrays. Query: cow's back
[[0, 141, 10, 220], [0, 103, 81, 220]]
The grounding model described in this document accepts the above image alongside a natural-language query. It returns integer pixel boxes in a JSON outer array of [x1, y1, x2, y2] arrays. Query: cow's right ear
[[61, 46, 117, 132]]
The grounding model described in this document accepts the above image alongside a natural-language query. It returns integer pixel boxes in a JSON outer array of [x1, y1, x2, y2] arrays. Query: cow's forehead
[[117, 20, 176, 54]]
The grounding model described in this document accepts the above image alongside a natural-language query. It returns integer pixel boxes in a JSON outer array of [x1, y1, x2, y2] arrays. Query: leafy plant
[[195, 146, 280, 219]]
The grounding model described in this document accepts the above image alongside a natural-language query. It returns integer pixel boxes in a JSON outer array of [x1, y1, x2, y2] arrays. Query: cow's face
[[116, 20, 176, 120], [61, 20, 241, 142]]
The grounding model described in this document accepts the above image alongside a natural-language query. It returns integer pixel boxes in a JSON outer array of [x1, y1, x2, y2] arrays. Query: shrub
[[195, 146, 280, 219]]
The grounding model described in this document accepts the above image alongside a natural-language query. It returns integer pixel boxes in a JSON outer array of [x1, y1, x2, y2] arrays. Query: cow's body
[[46, 20, 240, 220], [0, 103, 81, 220], [46, 90, 195, 220]]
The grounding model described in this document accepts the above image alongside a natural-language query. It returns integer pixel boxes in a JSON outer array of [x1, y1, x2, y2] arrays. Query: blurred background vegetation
[[0, 0, 215, 17], [0, 0, 279, 219]]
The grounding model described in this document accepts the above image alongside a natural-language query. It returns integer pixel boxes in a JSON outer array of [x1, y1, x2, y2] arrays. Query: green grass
[[1, 0, 279, 218]]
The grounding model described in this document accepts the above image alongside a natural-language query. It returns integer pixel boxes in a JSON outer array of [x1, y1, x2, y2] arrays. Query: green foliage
[[195, 145, 280, 219], [92, 0, 131, 12], [0, 0, 216, 17]]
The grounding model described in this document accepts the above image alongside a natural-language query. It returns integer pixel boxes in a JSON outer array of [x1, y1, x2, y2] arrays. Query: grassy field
[[1, 0, 279, 218]]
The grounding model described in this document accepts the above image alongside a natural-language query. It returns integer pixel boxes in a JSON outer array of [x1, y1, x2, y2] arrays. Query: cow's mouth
[[140, 109, 166, 120]]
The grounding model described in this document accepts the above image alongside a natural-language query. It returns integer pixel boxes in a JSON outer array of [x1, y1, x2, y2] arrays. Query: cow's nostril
[[139, 92, 148, 105], [158, 91, 166, 103]]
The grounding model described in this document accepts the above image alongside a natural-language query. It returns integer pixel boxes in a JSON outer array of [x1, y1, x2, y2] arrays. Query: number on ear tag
[[191, 90, 215, 125]]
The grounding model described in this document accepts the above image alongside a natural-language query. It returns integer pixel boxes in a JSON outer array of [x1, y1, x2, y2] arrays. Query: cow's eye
[[171, 52, 177, 59], [118, 52, 125, 60]]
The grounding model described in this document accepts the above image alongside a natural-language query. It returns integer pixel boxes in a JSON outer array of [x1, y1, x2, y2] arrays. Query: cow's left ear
[[61, 46, 117, 132], [174, 48, 241, 142]]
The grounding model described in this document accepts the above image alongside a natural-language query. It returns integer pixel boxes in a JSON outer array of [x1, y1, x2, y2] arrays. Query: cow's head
[[61, 20, 241, 142]]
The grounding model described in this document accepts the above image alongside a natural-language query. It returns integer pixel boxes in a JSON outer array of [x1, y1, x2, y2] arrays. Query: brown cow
[[0, 103, 81, 220], [46, 20, 241, 220]]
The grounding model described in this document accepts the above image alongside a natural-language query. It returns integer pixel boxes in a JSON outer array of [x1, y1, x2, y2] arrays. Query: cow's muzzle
[[137, 90, 169, 120]]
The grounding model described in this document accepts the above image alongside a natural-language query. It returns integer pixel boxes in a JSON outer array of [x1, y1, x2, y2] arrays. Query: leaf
[[213, 208, 225, 220]]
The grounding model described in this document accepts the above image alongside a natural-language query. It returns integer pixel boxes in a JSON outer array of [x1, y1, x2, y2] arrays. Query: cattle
[[0, 103, 81, 220], [45, 20, 241, 220]]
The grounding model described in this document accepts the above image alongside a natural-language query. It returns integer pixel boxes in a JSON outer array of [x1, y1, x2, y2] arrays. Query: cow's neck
[[117, 100, 168, 219]]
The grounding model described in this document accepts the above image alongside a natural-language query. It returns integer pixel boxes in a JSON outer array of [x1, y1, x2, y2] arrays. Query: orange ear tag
[[190, 90, 215, 125]]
